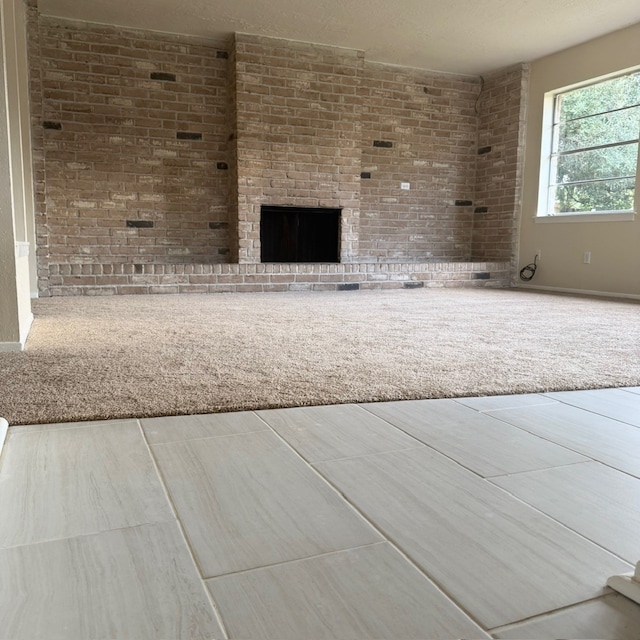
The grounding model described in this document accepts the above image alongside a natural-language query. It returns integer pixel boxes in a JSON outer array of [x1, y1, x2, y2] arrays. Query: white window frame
[[536, 67, 640, 223]]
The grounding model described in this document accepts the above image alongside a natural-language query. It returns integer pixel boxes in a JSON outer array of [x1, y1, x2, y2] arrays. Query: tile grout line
[[452, 398, 560, 413], [484, 459, 592, 480], [6, 418, 136, 435], [145, 426, 270, 447], [0, 521, 177, 552], [485, 408, 640, 481], [357, 403, 557, 482], [540, 393, 640, 430], [487, 592, 617, 635], [364, 400, 597, 477], [206, 541, 389, 582], [135, 419, 231, 640], [357, 403, 495, 480], [252, 410, 493, 635], [486, 476, 635, 567], [307, 443, 428, 465]]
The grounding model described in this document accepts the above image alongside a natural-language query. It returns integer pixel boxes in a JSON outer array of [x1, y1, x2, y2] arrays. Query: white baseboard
[[21, 312, 34, 346], [516, 284, 640, 301], [0, 418, 8, 462], [607, 563, 640, 605]]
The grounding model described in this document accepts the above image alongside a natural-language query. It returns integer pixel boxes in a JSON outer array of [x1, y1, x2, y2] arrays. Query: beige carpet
[[1, 288, 639, 426]]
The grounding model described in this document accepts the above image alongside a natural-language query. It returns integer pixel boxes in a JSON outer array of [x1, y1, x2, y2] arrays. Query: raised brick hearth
[[46, 261, 510, 296]]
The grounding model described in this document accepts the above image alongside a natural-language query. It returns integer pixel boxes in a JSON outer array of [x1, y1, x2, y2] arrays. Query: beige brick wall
[[360, 64, 479, 261], [231, 34, 364, 263], [25, 9, 526, 295], [472, 64, 529, 263], [28, 16, 230, 294]]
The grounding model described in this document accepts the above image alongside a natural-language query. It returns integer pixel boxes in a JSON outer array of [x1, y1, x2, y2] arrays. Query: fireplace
[[260, 206, 341, 263]]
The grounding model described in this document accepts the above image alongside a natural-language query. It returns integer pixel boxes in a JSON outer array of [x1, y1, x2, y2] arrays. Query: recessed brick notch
[[43, 121, 62, 130], [455, 199, 473, 206], [150, 72, 176, 82], [126, 220, 154, 228], [177, 131, 203, 140], [373, 140, 393, 148]]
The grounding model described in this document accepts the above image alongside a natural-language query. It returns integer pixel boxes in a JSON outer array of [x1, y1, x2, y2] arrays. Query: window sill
[[534, 211, 636, 223]]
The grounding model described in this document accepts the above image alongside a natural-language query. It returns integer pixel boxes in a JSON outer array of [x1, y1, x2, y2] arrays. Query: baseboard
[[0, 312, 34, 352], [516, 284, 640, 301], [21, 312, 34, 346], [607, 563, 640, 605], [0, 418, 8, 463], [0, 342, 24, 352]]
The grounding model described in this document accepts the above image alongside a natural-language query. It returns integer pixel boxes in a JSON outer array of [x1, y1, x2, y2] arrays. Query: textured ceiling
[[39, 0, 640, 75]]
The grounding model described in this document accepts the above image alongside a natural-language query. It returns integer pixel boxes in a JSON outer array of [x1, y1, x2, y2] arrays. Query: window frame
[[536, 67, 640, 222]]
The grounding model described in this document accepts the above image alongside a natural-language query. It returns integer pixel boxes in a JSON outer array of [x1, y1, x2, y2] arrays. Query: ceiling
[[39, 0, 640, 75]]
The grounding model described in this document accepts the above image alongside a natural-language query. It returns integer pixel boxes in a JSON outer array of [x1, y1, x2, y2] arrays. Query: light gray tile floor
[[485, 401, 640, 478], [257, 403, 422, 462], [141, 410, 268, 444], [0, 420, 173, 548], [491, 461, 640, 564], [152, 429, 380, 577], [544, 388, 640, 427], [363, 398, 587, 477], [0, 522, 224, 639], [1, 388, 639, 639], [207, 543, 489, 639], [493, 593, 640, 639]]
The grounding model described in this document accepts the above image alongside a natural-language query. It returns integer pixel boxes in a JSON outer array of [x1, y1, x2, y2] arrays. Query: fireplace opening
[[260, 206, 341, 263]]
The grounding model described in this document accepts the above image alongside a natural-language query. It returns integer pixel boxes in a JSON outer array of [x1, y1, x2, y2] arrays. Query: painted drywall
[[0, 0, 34, 349], [518, 22, 640, 297], [14, 0, 37, 295], [37, 0, 640, 75]]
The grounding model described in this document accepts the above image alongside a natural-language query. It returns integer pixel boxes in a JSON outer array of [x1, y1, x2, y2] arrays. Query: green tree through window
[[550, 71, 640, 214]]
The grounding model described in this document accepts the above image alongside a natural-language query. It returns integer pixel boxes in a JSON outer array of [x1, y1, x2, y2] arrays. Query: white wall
[[0, 0, 34, 351], [518, 22, 640, 297]]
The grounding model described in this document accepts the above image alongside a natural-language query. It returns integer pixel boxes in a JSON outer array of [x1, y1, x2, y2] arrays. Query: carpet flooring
[[1, 288, 639, 426]]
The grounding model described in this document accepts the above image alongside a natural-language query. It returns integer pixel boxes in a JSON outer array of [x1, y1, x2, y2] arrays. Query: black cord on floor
[[519, 255, 538, 281]]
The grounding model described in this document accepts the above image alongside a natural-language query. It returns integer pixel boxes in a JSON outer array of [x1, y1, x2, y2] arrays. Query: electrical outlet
[[583, 251, 591, 264], [400, 182, 410, 190]]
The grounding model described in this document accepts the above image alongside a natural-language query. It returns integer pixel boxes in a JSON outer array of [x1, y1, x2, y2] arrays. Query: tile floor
[[1, 388, 640, 639]]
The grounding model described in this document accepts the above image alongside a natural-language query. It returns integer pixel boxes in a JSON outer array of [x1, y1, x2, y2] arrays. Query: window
[[539, 70, 640, 218]]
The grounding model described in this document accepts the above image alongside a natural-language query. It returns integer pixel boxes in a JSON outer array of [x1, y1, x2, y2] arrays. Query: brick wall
[[28, 16, 230, 295], [231, 34, 364, 263], [472, 64, 529, 263], [25, 9, 526, 295], [360, 64, 479, 261]]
